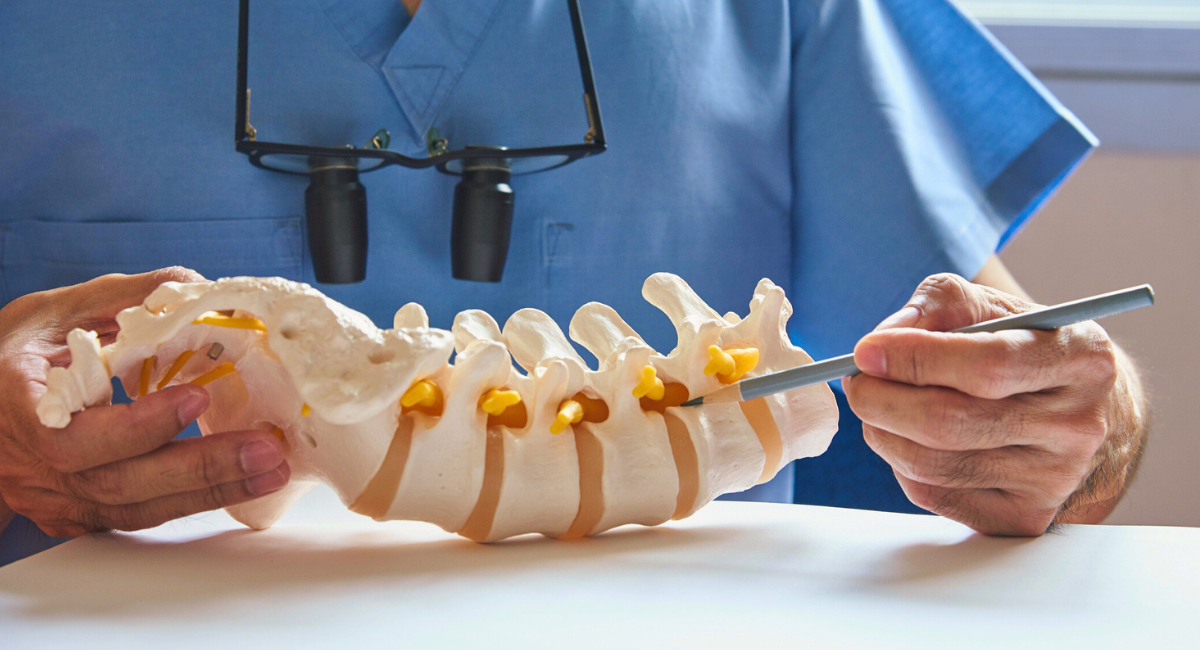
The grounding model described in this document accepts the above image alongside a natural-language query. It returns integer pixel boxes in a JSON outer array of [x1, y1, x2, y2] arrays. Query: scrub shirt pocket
[[0, 217, 304, 303]]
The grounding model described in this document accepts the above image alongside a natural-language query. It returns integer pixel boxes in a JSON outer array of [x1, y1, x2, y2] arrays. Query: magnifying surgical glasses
[[234, 0, 607, 284]]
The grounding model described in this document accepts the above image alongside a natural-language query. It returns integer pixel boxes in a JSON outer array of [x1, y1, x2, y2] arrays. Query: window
[[958, 0, 1200, 26]]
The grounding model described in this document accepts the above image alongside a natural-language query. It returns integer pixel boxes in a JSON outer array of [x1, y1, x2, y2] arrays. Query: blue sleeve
[[1, 515, 70, 567], [787, 0, 1096, 361]]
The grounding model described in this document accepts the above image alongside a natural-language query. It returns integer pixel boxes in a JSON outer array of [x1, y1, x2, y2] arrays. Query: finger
[[855, 327, 1079, 399], [844, 373, 1055, 451], [95, 463, 290, 532], [38, 385, 210, 472], [862, 424, 1079, 494], [882, 273, 1035, 333], [68, 428, 286, 505], [891, 472, 1056, 537], [2, 488, 100, 537], [71, 267, 207, 322]]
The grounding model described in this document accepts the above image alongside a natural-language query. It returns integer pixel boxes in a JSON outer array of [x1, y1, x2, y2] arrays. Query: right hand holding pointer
[[0, 268, 289, 538]]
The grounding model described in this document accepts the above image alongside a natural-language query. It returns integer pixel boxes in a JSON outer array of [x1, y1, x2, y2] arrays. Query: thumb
[[71, 267, 208, 323], [37, 385, 210, 473], [876, 273, 1036, 333]]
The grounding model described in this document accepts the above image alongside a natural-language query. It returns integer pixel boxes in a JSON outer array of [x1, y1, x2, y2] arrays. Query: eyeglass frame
[[233, 0, 607, 176]]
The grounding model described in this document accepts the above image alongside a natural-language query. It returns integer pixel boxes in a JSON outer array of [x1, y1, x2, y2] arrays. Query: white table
[[2, 485, 1198, 648]]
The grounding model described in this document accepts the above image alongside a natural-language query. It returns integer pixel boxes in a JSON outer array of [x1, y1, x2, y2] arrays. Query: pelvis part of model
[[37, 273, 838, 542]]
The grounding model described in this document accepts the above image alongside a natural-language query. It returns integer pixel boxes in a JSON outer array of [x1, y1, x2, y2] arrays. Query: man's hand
[[0, 268, 290, 538], [844, 273, 1147, 536]]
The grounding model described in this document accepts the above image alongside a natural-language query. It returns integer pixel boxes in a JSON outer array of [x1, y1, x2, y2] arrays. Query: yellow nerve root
[[550, 399, 584, 435], [192, 312, 268, 331], [705, 346, 735, 377], [729, 348, 760, 382], [479, 389, 522, 416], [157, 350, 197, 390], [301, 403, 312, 417], [631, 365, 666, 401], [189, 362, 237, 387], [704, 345, 760, 384], [138, 356, 157, 398], [401, 380, 440, 409]]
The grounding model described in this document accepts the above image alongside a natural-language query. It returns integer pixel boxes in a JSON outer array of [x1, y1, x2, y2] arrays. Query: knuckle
[[1053, 404, 1109, 447], [101, 507, 142, 532], [1072, 413, 1109, 445], [84, 272, 129, 293], [73, 467, 132, 505], [1042, 464, 1085, 501], [58, 500, 104, 532], [972, 356, 1015, 399], [205, 481, 245, 510], [923, 395, 971, 445], [931, 452, 977, 487], [905, 449, 939, 484], [973, 337, 1036, 399], [889, 446, 922, 482], [1076, 327, 1119, 385], [154, 266, 205, 285], [36, 438, 79, 474], [895, 475, 939, 512], [907, 346, 932, 384], [105, 502, 168, 532], [186, 445, 228, 489], [931, 487, 969, 515], [920, 273, 969, 297]]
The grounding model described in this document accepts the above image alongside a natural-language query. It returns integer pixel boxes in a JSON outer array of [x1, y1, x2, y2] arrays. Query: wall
[[1000, 152, 1200, 527], [982, 21, 1200, 526]]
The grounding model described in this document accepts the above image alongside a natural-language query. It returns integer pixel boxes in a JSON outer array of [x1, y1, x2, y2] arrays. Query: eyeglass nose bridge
[[234, 0, 608, 283]]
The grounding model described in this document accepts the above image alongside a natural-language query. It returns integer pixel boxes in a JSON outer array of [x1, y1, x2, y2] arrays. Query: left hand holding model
[[844, 274, 1147, 536]]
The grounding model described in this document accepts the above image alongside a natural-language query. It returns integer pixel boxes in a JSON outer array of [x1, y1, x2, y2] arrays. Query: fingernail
[[856, 342, 887, 375], [246, 467, 288, 496], [240, 441, 283, 474], [176, 392, 209, 425], [877, 306, 920, 330]]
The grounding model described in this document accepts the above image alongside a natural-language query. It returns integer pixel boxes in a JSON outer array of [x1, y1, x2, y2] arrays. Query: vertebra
[[37, 273, 838, 541]]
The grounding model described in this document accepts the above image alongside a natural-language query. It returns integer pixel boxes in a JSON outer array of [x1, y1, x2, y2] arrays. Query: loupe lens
[[451, 158, 514, 282], [305, 157, 368, 284]]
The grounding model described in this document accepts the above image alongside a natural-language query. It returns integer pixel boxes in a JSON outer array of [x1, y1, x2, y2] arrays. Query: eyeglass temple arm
[[237, 0, 602, 150], [568, 0, 606, 147], [236, 0, 250, 143]]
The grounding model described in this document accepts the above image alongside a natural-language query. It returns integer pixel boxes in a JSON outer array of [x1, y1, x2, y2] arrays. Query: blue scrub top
[[0, 0, 1094, 565]]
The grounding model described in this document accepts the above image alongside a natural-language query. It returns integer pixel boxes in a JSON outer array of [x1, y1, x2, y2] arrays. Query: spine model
[[36, 274, 838, 541]]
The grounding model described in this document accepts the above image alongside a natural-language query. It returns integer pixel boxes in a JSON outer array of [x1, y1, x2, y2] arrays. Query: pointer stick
[[681, 284, 1155, 407]]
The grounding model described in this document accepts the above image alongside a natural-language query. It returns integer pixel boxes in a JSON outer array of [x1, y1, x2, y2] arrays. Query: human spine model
[[37, 274, 838, 541]]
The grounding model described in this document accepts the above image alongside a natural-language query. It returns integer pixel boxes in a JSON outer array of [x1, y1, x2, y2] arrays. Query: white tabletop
[[2, 485, 1198, 649]]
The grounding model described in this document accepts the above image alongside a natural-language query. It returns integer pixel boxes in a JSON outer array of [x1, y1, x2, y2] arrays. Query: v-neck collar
[[318, 0, 413, 68], [319, 0, 508, 149]]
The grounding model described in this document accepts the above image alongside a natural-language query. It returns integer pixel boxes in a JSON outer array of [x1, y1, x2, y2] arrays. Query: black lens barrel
[[302, 154, 517, 284], [305, 157, 368, 284], [451, 162, 514, 282]]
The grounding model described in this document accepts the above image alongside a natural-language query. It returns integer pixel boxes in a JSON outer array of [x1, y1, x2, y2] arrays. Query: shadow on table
[[873, 533, 1037, 580], [848, 528, 1108, 611], [0, 521, 752, 619]]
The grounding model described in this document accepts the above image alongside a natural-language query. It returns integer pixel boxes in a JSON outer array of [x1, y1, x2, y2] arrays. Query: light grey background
[[973, 13, 1199, 526]]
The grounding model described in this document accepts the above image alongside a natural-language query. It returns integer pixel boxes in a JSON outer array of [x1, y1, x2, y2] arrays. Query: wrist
[[1057, 346, 1149, 524]]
